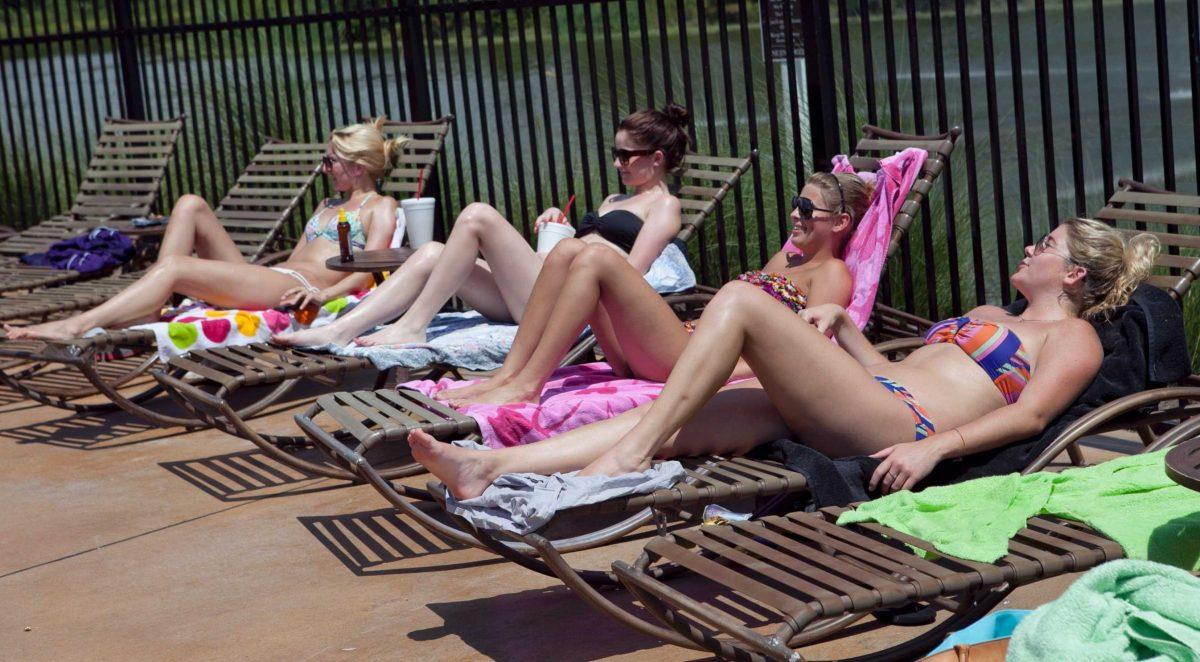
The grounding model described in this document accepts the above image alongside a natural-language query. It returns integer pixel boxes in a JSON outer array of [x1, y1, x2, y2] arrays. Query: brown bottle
[[294, 303, 320, 326], [337, 208, 353, 262]]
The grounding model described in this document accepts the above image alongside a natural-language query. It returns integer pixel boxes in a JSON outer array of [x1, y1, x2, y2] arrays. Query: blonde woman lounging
[[439, 172, 871, 407], [6, 119, 402, 341], [410, 218, 1158, 497], [271, 104, 696, 349]]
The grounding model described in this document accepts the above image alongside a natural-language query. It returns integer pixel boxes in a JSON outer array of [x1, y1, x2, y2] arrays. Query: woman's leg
[[436, 238, 591, 401], [449, 243, 690, 406], [156, 194, 245, 263], [6, 256, 300, 341], [411, 380, 788, 499], [371, 203, 544, 345], [578, 281, 917, 476]]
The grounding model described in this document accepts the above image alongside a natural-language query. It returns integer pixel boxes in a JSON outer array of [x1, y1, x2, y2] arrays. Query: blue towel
[[21, 227, 134, 273]]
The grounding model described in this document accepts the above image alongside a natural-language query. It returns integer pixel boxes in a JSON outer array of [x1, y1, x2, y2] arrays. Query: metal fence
[[1, 0, 1197, 324]]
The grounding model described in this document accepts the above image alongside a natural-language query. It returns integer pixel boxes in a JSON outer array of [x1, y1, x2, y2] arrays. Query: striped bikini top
[[304, 193, 373, 249], [924, 317, 1032, 405]]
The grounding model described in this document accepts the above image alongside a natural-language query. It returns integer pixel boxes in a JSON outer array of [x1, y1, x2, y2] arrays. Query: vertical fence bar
[[549, 6, 576, 219], [783, 0, 803, 192], [1062, 0, 1087, 215], [955, 0, 985, 306], [879, 0, 907, 308], [736, 0, 767, 265], [904, 1, 938, 319], [1092, 0, 1114, 199], [0, 38, 25, 223], [453, 10, 479, 201], [46, 2, 83, 188], [469, 10, 496, 203], [1032, 1, 1059, 228], [498, 9, 530, 232], [981, 0, 1011, 301], [835, 0, 855, 151], [12, 6, 48, 219], [696, 0, 725, 282], [1152, 0, 1174, 191], [717, 1, 747, 273], [532, 7, 559, 210], [1005, 0, 1034, 246], [856, 0, 878, 127], [616, 2, 637, 108], [28, 8, 67, 212], [1189, 0, 1200, 173], [566, 6, 594, 213], [581, 5, 608, 202], [201, 2, 230, 184], [1121, 0, 1144, 184], [929, 0, 962, 313], [485, 8, 512, 218], [799, 0, 839, 173], [759, 1, 788, 244], [637, 1, 655, 108], [113, 0, 146, 120], [656, 0, 673, 103], [516, 6, 546, 214]]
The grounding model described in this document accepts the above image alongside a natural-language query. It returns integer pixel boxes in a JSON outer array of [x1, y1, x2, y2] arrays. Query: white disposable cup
[[536, 221, 577, 254], [401, 197, 436, 248]]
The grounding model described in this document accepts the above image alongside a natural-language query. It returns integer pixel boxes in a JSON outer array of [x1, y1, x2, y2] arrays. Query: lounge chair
[[307, 177, 1200, 583], [0, 117, 186, 293], [0, 118, 455, 424], [0, 138, 330, 415], [148, 145, 759, 480]]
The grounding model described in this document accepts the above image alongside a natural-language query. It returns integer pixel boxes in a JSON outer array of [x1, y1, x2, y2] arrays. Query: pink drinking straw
[[415, 170, 425, 199], [559, 194, 576, 223]]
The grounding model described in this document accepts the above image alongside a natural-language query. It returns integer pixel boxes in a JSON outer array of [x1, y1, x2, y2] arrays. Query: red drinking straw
[[415, 170, 425, 199], [559, 194, 576, 223]]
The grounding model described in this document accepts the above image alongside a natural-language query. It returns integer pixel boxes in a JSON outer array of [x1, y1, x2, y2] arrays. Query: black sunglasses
[[611, 147, 656, 164], [321, 154, 337, 169], [792, 195, 837, 220]]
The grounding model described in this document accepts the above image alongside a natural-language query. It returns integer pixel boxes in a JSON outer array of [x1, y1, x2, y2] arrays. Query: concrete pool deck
[[0, 375, 1130, 660]]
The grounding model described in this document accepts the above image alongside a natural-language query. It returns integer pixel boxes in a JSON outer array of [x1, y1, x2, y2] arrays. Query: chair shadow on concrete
[[0, 409, 176, 450], [160, 448, 344, 502], [298, 506, 498, 576], [410, 584, 698, 661]]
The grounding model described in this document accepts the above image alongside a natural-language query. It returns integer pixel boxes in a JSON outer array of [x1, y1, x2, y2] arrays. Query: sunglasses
[[1032, 232, 1075, 263], [321, 154, 343, 169], [611, 147, 656, 165], [792, 195, 838, 220]]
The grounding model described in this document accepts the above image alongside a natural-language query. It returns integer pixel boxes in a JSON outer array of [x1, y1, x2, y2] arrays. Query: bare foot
[[577, 449, 653, 478], [272, 323, 358, 348], [450, 380, 541, 407], [434, 374, 506, 403], [353, 324, 427, 347], [3, 318, 90, 341], [407, 430, 495, 500]]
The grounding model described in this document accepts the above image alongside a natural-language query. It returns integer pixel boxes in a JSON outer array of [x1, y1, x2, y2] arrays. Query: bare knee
[[151, 253, 188, 279], [545, 237, 586, 266], [574, 242, 625, 273], [170, 193, 210, 220], [410, 241, 444, 269], [453, 202, 505, 235]]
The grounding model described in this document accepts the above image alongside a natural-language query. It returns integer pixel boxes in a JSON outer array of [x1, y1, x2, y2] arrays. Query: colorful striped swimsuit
[[923, 317, 1032, 405]]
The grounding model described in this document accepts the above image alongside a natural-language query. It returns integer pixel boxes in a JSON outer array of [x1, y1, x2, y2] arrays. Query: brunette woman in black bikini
[[273, 104, 695, 349]]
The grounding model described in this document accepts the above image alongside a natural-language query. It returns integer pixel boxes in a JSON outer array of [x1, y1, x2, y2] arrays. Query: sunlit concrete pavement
[[0, 375, 1127, 661]]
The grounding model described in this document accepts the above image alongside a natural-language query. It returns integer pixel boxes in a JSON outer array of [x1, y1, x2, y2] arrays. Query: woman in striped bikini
[[409, 217, 1159, 500]]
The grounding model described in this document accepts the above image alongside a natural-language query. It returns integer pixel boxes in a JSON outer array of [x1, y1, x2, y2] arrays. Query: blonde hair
[[328, 117, 409, 180], [808, 171, 875, 231], [1062, 217, 1159, 319]]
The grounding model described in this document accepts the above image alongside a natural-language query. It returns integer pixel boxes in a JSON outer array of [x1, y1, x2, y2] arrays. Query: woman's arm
[[625, 195, 682, 273], [800, 304, 888, 367], [872, 317, 1102, 492]]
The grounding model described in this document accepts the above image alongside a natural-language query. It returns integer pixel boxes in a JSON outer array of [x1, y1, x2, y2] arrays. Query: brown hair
[[329, 117, 408, 180], [617, 103, 691, 171], [808, 171, 875, 232], [1061, 217, 1159, 319]]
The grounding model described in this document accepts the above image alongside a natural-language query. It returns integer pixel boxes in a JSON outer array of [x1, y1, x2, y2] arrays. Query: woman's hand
[[868, 439, 947, 494], [799, 303, 847, 337], [279, 286, 328, 311], [534, 207, 567, 233]]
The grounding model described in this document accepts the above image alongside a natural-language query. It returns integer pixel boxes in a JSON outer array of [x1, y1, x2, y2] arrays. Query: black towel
[[755, 283, 1189, 506]]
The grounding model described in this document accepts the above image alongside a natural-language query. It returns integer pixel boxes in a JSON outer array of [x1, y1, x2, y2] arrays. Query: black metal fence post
[[111, 0, 145, 120], [799, 0, 839, 169]]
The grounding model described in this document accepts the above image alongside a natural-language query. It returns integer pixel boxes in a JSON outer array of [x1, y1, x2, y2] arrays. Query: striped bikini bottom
[[874, 375, 936, 441]]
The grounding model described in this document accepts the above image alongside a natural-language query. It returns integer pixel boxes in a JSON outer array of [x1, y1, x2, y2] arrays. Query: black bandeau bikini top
[[577, 208, 685, 253]]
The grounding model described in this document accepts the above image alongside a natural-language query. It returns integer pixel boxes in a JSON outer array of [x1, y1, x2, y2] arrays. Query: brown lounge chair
[[149, 145, 760, 480], [0, 117, 186, 294], [0, 117, 454, 424], [0, 138, 331, 415], [308, 178, 1200, 583]]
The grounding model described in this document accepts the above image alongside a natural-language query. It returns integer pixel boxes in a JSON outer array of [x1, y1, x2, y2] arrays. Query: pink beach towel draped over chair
[[785, 147, 928, 329]]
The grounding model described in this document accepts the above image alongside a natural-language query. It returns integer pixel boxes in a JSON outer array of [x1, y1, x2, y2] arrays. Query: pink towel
[[403, 363, 667, 448], [783, 147, 928, 329]]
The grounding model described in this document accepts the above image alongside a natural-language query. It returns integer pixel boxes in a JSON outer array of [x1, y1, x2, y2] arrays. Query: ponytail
[[1063, 217, 1159, 319]]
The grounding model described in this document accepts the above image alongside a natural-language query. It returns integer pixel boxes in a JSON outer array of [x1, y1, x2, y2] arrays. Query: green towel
[[1009, 560, 1200, 661], [836, 451, 1200, 570]]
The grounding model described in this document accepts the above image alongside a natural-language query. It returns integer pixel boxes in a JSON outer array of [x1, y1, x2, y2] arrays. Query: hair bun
[[371, 115, 389, 132], [661, 103, 689, 129]]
